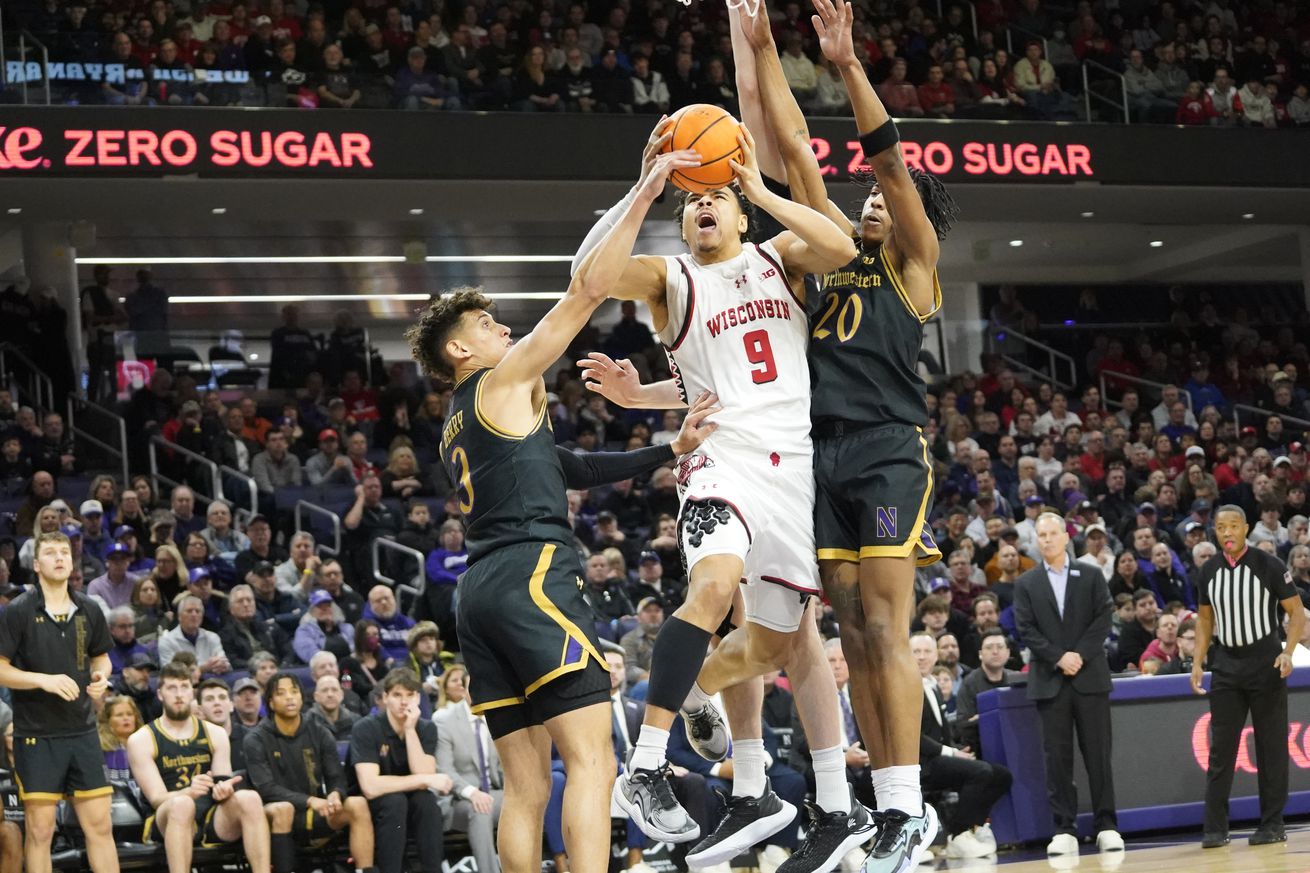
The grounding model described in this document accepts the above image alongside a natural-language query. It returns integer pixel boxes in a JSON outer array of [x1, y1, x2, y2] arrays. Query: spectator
[[1236, 75, 1277, 127], [779, 32, 817, 106], [235, 515, 288, 581], [620, 596, 663, 686], [99, 694, 144, 782], [275, 532, 321, 599], [245, 672, 376, 873], [380, 446, 433, 500], [1138, 611, 1180, 669], [345, 431, 379, 483], [1116, 589, 1159, 669], [1155, 43, 1191, 101], [879, 58, 924, 116], [350, 669, 447, 873], [220, 583, 282, 669], [201, 500, 251, 557], [106, 605, 149, 674], [1123, 49, 1176, 122], [812, 56, 851, 115], [1013, 41, 1077, 119], [513, 45, 564, 111], [306, 429, 355, 485], [442, 26, 487, 105], [113, 652, 163, 721], [31, 412, 78, 478], [395, 45, 458, 110], [1206, 66, 1239, 124], [317, 43, 361, 107], [125, 269, 170, 349], [195, 676, 252, 773], [132, 573, 174, 644], [560, 47, 597, 111], [314, 558, 367, 626], [87, 543, 142, 609], [357, 585, 413, 663], [158, 595, 230, 674], [396, 501, 439, 566], [918, 63, 956, 117], [170, 485, 206, 545], [343, 475, 400, 584], [434, 666, 503, 873], [310, 674, 358, 741], [294, 589, 356, 664], [347, 618, 394, 705], [593, 48, 635, 111], [954, 630, 1022, 753], [1289, 83, 1310, 127], [630, 53, 669, 113], [14, 471, 56, 537]]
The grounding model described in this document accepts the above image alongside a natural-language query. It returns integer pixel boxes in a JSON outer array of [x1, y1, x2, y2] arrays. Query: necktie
[[839, 690, 857, 746], [611, 702, 628, 763], [473, 717, 490, 793]]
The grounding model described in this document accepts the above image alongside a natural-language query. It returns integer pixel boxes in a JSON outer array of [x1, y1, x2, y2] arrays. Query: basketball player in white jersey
[[570, 123, 860, 858]]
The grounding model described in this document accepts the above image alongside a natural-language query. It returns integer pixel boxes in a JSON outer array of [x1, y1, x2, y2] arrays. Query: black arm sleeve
[[555, 445, 675, 490]]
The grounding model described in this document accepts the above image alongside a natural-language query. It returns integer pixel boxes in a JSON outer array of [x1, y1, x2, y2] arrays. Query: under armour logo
[[735, 275, 748, 289]]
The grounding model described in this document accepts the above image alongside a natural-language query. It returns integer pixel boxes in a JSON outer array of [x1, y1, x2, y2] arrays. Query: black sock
[[271, 833, 296, 873], [645, 616, 713, 713]]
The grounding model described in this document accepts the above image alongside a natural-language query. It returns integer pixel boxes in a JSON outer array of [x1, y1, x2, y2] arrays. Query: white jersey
[[655, 241, 812, 460]]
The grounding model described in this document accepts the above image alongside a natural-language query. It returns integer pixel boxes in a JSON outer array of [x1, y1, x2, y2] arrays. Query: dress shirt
[[1044, 560, 1070, 618]]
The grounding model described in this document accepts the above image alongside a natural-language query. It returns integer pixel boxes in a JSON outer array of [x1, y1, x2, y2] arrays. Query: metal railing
[[67, 393, 129, 486], [373, 537, 426, 611], [294, 500, 341, 556], [1232, 403, 1310, 435], [16, 30, 52, 105], [1082, 60, 1129, 124], [984, 323, 1077, 390], [218, 465, 259, 524], [1097, 371, 1193, 411], [148, 435, 221, 508], [0, 344, 55, 412], [1005, 23, 1047, 57]]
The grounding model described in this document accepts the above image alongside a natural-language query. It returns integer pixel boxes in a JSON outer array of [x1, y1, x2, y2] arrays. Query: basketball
[[661, 103, 744, 194]]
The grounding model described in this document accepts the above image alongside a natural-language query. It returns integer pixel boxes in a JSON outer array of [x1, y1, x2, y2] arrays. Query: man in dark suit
[[911, 632, 1011, 860], [1014, 513, 1123, 857]]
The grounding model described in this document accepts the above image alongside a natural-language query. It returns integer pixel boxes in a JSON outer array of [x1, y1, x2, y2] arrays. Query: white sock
[[630, 725, 670, 772], [811, 745, 852, 813], [878, 765, 923, 816], [681, 682, 712, 713], [731, 739, 767, 799]]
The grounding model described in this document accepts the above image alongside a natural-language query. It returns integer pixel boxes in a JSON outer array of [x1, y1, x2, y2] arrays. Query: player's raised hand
[[729, 125, 767, 202], [671, 392, 721, 457], [577, 352, 644, 407], [734, 0, 773, 50], [638, 149, 703, 201], [43, 674, 80, 701], [638, 115, 673, 187], [812, 0, 856, 66]]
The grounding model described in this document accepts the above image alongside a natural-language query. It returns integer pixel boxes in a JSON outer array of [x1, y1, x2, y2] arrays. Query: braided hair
[[850, 165, 960, 240]]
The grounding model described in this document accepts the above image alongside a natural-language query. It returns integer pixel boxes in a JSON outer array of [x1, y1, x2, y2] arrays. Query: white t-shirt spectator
[[1033, 409, 1080, 438]]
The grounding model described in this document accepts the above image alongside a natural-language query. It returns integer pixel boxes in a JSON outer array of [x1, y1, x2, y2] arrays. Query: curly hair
[[672, 185, 759, 243], [404, 287, 495, 382], [850, 164, 960, 240]]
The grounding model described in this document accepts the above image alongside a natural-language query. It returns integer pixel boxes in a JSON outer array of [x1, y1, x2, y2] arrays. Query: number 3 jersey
[[655, 240, 813, 462]]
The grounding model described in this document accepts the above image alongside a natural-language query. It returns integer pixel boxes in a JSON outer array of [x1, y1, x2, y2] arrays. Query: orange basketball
[[661, 104, 744, 194]]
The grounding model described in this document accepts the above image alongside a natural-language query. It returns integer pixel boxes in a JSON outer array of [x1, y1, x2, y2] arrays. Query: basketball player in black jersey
[[742, 2, 959, 869], [126, 661, 271, 873], [404, 144, 717, 873]]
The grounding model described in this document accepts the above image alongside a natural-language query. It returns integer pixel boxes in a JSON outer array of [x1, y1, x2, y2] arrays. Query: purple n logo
[[876, 507, 898, 540]]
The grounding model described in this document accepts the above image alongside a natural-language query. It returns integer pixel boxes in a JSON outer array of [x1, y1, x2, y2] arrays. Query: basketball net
[[675, 0, 763, 19]]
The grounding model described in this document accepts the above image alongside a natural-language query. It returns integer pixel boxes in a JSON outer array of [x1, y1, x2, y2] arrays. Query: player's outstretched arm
[[733, 126, 857, 277], [815, 0, 940, 276], [577, 352, 685, 409], [729, 4, 786, 185], [569, 117, 678, 306], [493, 149, 699, 388], [555, 391, 720, 487], [741, 3, 851, 233]]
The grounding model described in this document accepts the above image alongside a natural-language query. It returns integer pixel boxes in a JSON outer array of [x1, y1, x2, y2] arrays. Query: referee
[[1191, 504, 1305, 849], [0, 531, 119, 873]]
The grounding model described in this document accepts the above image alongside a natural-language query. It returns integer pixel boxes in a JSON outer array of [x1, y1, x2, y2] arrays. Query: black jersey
[[0, 587, 112, 737], [147, 717, 215, 791], [809, 245, 941, 429], [440, 368, 572, 564]]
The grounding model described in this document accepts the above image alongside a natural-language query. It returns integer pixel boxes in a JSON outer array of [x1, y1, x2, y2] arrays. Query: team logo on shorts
[[677, 454, 715, 486], [876, 507, 898, 540]]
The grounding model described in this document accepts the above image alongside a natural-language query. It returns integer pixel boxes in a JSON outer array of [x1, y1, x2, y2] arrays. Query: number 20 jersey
[[655, 241, 812, 461]]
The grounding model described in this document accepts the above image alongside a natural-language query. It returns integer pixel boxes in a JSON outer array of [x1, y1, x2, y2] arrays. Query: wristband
[[859, 118, 900, 160]]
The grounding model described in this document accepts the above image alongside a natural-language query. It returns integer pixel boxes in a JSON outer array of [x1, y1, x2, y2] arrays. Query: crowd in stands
[[4, 0, 1309, 124], [1, 269, 1310, 870]]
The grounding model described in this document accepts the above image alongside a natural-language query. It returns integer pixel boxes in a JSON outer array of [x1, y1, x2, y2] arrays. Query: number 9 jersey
[[655, 240, 821, 629], [655, 240, 813, 462]]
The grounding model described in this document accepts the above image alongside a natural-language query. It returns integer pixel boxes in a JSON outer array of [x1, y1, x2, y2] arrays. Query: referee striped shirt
[[1196, 547, 1297, 648]]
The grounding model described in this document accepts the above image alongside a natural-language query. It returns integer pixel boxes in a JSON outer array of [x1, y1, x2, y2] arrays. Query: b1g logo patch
[[876, 507, 898, 540]]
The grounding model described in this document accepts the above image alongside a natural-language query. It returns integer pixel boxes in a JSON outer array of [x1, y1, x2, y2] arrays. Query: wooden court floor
[[926, 822, 1310, 872]]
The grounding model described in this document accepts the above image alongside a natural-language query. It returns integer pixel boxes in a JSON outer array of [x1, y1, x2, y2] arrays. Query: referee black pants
[[1036, 683, 1117, 835], [1204, 667, 1288, 835]]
